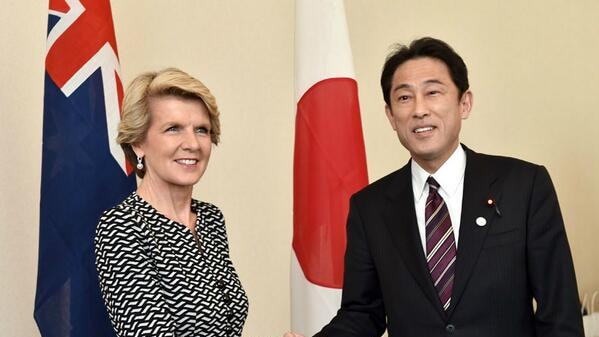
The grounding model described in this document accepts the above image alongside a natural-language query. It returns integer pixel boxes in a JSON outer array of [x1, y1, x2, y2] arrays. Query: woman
[[94, 68, 248, 337]]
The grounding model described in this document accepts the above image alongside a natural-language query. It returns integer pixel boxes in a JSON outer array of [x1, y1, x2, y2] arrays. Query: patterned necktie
[[425, 177, 456, 311]]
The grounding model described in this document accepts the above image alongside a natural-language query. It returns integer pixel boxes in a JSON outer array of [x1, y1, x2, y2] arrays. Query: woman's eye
[[165, 126, 180, 132], [196, 127, 210, 134]]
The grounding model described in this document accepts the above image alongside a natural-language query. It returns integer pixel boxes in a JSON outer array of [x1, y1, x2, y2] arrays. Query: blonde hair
[[117, 68, 221, 178]]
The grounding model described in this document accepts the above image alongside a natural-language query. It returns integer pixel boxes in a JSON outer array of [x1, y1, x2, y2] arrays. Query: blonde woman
[[95, 68, 248, 337]]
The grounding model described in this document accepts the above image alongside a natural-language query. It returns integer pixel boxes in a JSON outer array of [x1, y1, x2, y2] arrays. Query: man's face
[[385, 57, 472, 173]]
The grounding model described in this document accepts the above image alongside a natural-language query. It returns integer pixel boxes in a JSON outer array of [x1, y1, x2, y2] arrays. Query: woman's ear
[[131, 143, 144, 158]]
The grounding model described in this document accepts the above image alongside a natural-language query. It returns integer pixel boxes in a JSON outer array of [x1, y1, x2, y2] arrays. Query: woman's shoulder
[[193, 199, 223, 216], [96, 193, 144, 236], [193, 199, 227, 230]]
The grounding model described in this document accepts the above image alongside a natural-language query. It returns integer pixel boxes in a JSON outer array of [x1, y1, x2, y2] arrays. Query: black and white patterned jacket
[[95, 192, 248, 337]]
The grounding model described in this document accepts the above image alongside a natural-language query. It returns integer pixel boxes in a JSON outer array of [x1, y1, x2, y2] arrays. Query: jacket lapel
[[446, 147, 501, 317], [382, 162, 446, 319]]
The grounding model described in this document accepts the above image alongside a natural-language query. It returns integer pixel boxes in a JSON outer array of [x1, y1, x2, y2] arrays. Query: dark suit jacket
[[315, 146, 583, 337]]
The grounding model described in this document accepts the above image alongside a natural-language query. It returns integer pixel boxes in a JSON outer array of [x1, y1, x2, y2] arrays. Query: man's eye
[[398, 95, 411, 102], [427, 90, 440, 96]]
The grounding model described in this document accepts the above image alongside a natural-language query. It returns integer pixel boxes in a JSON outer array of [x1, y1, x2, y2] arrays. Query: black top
[[95, 192, 248, 337]]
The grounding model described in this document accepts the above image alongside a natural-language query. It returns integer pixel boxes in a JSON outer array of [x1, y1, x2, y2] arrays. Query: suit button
[[217, 280, 226, 288], [445, 324, 455, 333]]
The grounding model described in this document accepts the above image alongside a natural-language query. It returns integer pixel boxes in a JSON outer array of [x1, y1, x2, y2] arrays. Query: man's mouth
[[414, 126, 435, 133]]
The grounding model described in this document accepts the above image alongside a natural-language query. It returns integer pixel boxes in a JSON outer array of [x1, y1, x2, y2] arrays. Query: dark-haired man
[[286, 37, 583, 337]]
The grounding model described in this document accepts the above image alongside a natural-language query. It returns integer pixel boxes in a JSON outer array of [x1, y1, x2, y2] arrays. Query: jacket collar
[[381, 145, 502, 319]]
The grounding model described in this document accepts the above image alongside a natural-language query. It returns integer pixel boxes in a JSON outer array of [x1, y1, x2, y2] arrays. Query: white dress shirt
[[411, 145, 466, 254]]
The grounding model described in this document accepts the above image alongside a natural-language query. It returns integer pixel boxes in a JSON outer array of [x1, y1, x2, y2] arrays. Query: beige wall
[[1, 1, 598, 336]]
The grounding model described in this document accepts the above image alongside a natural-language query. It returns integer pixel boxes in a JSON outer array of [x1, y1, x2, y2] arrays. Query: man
[[287, 37, 583, 336]]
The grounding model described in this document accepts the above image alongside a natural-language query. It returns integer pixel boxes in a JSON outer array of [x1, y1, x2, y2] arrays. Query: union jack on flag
[[34, 1, 135, 336]]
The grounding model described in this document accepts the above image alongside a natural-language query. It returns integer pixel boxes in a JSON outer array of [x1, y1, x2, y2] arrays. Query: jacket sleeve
[[314, 196, 386, 337], [526, 166, 584, 336], [94, 208, 175, 337]]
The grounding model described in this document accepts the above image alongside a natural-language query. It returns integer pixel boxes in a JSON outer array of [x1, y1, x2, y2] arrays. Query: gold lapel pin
[[486, 198, 502, 216]]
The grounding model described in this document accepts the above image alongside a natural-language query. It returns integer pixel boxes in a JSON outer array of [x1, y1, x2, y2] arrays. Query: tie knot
[[427, 177, 440, 190]]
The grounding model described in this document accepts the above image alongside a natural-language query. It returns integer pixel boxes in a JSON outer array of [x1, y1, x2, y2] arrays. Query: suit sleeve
[[314, 196, 386, 337], [526, 166, 584, 336], [94, 209, 175, 337]]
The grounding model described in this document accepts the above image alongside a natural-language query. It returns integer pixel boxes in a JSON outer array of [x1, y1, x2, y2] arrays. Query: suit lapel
[[382, 163, 446, 319], [446, 147, 501, 317]]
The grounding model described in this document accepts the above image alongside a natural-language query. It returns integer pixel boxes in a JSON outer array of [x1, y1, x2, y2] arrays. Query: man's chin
[[409, 146, 438, 161]]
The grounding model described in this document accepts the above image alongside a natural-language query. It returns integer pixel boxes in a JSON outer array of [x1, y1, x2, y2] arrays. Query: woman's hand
[[283, 332, 305, 337]]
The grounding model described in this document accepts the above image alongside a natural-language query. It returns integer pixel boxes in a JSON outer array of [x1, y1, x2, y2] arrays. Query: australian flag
[[34, 1, 136, 336]]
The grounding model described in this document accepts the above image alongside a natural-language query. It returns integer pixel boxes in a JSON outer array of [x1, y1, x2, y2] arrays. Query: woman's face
[[134, 95, 213, 190]]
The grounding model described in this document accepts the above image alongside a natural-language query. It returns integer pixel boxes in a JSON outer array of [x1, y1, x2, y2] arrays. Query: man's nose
[[413, 95, 429, 119]]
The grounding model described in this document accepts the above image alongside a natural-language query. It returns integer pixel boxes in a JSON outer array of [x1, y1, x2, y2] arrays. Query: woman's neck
[[136, 177, 194, 229]]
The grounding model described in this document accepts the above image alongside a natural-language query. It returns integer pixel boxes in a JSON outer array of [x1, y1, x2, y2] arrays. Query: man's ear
[[385, 104, 398, 131], [460, 90, 473, 120]]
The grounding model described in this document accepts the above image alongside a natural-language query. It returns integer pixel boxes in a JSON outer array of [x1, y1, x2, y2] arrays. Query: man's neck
[[411, 142, 461, 174]]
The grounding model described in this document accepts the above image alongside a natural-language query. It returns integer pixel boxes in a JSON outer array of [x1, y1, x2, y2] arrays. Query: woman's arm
[[95, 208, 175, 337]]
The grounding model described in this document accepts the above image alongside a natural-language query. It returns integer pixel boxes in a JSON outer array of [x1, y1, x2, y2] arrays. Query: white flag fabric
[[292, 0, 368, 335]]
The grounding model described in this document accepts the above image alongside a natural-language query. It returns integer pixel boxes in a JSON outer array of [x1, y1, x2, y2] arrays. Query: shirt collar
[[411, 144, 466, 202]]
